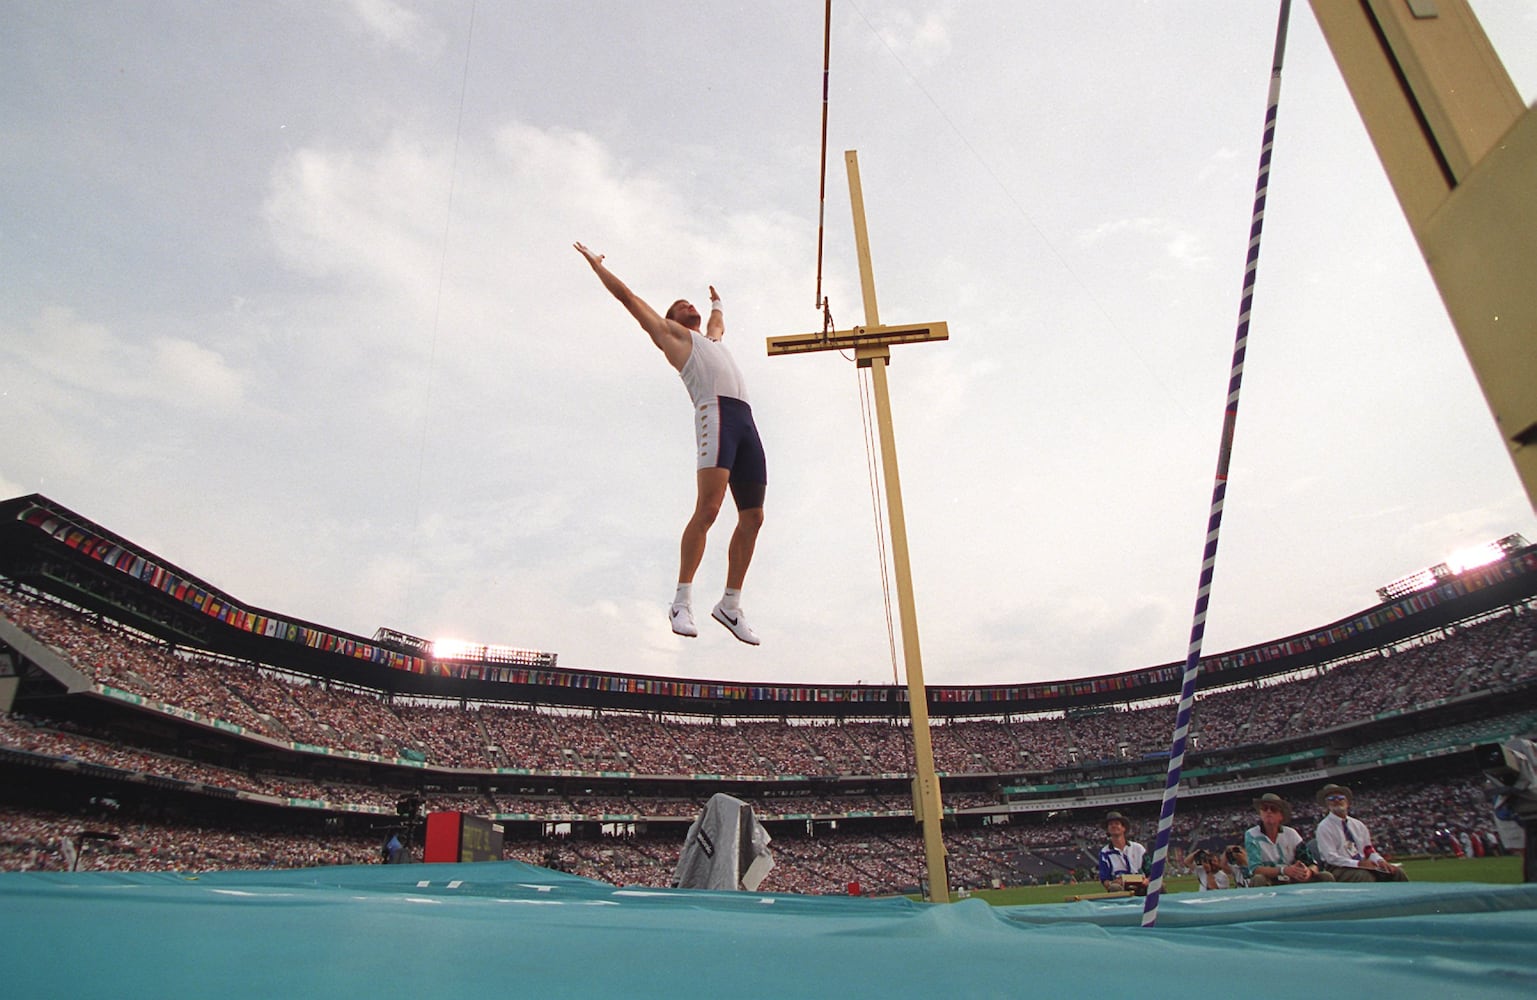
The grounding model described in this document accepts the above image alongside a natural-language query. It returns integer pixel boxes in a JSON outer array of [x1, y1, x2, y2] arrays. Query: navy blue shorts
[[695, 396, 767, 506]]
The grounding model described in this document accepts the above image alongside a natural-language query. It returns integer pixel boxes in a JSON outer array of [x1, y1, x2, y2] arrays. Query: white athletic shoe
[[711, 602, 760, 645], [670, 603, 698, 638]]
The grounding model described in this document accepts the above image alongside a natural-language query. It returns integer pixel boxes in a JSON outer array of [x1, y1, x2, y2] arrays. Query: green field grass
[[952, 855, 1523, 907]]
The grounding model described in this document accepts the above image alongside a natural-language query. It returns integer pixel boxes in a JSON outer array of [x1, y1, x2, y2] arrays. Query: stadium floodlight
[[1377, 566, 1445, 603], [1447, 541, 1506, 573], [1375, 533, 1530, 603], [429, 637, 479, 662], [430, 637, 558, 667]]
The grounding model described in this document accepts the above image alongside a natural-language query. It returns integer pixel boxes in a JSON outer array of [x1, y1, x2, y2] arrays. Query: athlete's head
[[666, 299, 702, 330]]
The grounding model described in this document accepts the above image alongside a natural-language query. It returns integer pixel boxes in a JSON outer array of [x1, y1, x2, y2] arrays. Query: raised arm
[[706, 284, 723, 340], [574, 243, 692, 370]]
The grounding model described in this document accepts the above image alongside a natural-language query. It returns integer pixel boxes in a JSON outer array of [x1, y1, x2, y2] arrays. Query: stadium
[[8, 1, 1537, 994], [3, 492, 1535, 889]]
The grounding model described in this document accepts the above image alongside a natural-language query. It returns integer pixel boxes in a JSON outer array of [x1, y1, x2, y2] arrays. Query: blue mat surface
[[5, 862, 1535, 998]]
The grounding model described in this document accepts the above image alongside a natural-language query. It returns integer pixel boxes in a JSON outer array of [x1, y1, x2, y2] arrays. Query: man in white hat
[[1313, 783, 1408, 882], [1097, 811, 1149, 892], [1243, 792, 1333, 886]]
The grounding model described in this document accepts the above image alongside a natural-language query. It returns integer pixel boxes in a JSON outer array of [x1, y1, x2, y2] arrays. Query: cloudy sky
[[5, 1, 1536, 690]]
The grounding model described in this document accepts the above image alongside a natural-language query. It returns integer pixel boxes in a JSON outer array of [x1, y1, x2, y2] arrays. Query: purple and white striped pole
[[1141, 0, 1291, 928]]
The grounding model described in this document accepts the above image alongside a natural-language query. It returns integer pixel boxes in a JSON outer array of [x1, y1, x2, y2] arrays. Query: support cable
[[858, 364, 902, 686], [411, 0, 478, 552]]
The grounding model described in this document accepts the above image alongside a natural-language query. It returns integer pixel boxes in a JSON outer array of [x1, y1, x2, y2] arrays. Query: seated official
[[1098, 811, 1149, 893], [1243, 793, 1334, 886], [1313, 783, 1408, 883]]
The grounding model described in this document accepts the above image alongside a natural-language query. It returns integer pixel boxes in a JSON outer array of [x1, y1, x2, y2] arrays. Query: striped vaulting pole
[[1140, 0, 1291, 928]]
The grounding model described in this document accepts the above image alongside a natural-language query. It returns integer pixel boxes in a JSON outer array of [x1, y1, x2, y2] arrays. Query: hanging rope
[[811, 3, 899, 683], [1141, 0, 1292, 927]]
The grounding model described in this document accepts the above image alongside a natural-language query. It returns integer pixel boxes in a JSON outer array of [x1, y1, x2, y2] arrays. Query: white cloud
[[1198, 145, 1245, 182], [1078, 216, 1213, 269], [857, 3, 956, 66], [264, 139, 451, 292], [341, 0, 444, 56], [3, 306, 246, 412], [152, 338, 246, 409]]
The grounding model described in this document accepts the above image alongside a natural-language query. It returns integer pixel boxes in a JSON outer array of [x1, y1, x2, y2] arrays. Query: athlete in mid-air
[[574, 242, 765, 645]]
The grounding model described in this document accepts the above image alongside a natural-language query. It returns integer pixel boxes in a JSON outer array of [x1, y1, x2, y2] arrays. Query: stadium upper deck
[[3, 493, 1536, 718]]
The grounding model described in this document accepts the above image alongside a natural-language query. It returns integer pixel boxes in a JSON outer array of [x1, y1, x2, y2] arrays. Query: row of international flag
[[434, 547, 1533, 704], [17, 501, 1534, 705], [18, 503, 437, 676]]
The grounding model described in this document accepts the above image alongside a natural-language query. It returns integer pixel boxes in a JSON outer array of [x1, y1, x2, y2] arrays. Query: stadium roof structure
[[3, 493, 1536, 719]]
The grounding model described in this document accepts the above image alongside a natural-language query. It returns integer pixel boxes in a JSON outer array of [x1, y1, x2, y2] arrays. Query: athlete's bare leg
[[725, 505, 763, 590], [678, 468, 731, 584]]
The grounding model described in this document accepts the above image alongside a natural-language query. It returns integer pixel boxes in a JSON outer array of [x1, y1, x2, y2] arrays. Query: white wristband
[[710, 297, 722, 312]]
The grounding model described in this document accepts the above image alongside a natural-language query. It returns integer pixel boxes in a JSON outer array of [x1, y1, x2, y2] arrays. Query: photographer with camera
[[1193, 844, 1250, 891]]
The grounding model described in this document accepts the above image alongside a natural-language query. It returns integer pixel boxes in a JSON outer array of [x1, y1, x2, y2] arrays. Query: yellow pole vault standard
[[1310, 0, 1537, 510], [767, 150, 951, 902]]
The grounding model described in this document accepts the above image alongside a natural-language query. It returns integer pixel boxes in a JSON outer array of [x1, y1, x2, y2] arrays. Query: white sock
[[720, 587, 742, 610], [673, 583, 692, 607]]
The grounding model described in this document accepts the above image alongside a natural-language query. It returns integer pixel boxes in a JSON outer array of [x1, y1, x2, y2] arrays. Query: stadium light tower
[[1376, 533, 1528, 602]]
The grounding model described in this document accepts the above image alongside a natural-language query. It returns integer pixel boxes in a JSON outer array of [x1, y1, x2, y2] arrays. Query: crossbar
[[765, 322, 948, 357]]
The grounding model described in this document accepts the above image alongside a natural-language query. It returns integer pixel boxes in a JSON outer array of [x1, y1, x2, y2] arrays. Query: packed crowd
[[2, 589, 1533, 779], [0, 805, 379, 873], [0, 712, 997, 819], [0, 586, 1529, 891], [0, 773, 1503, 894]]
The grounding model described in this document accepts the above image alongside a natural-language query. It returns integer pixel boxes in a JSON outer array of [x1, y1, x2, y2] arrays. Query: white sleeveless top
[[678, 331, 749, 406]]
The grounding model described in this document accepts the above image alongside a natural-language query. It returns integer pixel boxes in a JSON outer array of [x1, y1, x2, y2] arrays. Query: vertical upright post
[[844, 150, 950, 903], [846, 152, 882, 330], [1310, 0, 1537, 508]]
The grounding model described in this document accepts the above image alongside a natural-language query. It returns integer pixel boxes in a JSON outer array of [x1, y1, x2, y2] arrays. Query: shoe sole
[[711, 606, 760, 645]]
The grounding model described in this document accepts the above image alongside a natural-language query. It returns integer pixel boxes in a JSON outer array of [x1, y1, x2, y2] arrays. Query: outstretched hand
[[708, 284, 719, 300], [574, 242, 604, 269]]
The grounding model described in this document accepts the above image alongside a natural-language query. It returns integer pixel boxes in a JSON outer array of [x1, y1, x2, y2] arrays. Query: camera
[[1476, 737, 1536, 882], [1477, 739, 1537, 823]]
